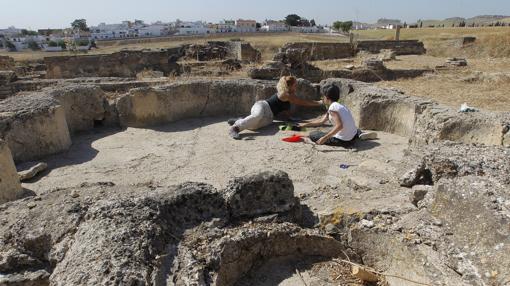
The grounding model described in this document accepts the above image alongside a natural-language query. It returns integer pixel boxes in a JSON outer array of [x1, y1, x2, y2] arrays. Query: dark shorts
[[309, 130, 359, 148]]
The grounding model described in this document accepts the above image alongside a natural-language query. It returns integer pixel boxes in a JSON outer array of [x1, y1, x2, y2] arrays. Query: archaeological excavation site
[[0, 38, 509, 286]]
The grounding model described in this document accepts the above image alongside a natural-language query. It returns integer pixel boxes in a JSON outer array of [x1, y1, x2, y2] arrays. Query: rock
[[325, 223, 338, 235], [446, 58, 467, 67], [0, 92, 71, 162], [399, 160, 427, 187], [410, 185, 433, 207], [223, 170, 298, 218], [0, 139, 22, 204], [18, 162, 48, 181], [345, 64, 355, 70], [379, 49, 397, 61], [362, 58, 387, 71], [360, 219, 375, 228]]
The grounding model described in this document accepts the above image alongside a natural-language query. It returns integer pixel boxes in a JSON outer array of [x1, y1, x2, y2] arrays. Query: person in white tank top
[[299, 84, 360, 147]]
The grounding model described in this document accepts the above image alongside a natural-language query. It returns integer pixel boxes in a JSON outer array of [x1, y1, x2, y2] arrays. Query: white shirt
[[328, 102, 358, 141]]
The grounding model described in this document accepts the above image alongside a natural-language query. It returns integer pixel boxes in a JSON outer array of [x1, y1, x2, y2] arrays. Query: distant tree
[[48, 40, 58, 47], [256, 22, 261, 29], [333, 21, 343, 31], [71, 19, 89, 31], [419, 21, 423, 28], [340, 21, 353, 32], [27, 40, 40, 51], [452, 23, 455, 27], [21, 29, 38, 36], [403, 22, 407, 28], [301, 18, 311, 27], [459, 21, 466, 27], [285, 14, 302, 26], [310, 19, 316, 27], [5, 40, 16, 51]]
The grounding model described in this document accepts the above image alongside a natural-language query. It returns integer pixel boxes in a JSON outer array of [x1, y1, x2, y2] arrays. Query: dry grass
[[0, 32, 348, 62], [379, 55, 510, 112], [356, 27, 510, 58], [313, 54, 510, 112]]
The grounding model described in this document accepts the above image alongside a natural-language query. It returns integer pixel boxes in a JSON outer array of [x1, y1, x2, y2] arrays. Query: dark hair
[[321, 84, 340, 102]]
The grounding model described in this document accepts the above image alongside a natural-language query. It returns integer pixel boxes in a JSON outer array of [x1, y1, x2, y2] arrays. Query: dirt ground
[[22, 116, 412, 217], [314, 55, 510, 112]]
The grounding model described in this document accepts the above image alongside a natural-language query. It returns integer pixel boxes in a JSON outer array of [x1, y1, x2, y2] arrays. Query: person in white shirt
[[300, 84, 363, 147]]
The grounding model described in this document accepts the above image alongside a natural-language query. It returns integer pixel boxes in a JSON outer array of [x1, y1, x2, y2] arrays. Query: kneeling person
[[300, 84, 359, 147], [228, 76, 322, 139]]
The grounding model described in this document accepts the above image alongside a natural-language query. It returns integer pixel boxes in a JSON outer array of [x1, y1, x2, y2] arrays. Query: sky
[[1, 0, 509, 29]]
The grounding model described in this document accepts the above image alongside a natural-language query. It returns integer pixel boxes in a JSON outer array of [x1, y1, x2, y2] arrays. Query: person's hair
[[321, 84, 340, 102], [277, 76, 297, 96]]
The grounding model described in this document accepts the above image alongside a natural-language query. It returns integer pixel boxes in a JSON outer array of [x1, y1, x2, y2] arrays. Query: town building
[[261, 20, 289, 32], [176, 21, 214, 35], [235, 19, 257, 33]]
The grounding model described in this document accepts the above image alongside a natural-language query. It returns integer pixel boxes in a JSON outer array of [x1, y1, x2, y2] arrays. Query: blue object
[[340, 164, 350, 169]]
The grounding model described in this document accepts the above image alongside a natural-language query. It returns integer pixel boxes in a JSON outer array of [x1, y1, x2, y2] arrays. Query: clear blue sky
[[2, 0, 509, 29]]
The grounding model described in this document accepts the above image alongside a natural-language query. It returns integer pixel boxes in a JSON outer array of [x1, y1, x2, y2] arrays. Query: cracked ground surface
[[22, 116, 412, 216]]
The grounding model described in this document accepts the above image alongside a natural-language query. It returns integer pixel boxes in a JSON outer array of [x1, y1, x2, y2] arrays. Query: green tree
[[71, 19, 89, 31], [340, 21, 353, 32], [48, 40, 58, 47], [5, 40, 16, 51], [21, 29, 38, 36], [333, 21, 343, 31], [285, 14, 301, 26], [27, 40, 40, 51]]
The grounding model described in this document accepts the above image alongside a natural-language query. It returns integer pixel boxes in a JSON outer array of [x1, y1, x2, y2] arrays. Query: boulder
[[0, 92, 71, 162], [224, 170, 298, 218], [0, 139, 22, 203]]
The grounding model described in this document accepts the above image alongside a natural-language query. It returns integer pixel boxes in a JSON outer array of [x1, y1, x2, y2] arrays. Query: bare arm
[[286, 94, 322, 107], [300, 113, 328, 128], [317, 111, 343, 145]]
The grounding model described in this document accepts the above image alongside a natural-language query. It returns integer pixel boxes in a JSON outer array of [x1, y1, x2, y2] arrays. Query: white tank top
[[328, 102, 358, 141]]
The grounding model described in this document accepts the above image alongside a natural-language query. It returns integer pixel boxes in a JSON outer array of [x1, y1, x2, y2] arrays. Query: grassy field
[[355, 27, 510, 58], [0, 32, 348, 62]]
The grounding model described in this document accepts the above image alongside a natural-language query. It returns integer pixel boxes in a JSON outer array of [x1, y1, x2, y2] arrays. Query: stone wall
[[320, 78, 510, 145], [277, 40, 426, 61], [0, 139, 22, 204], [356, 40, 426, 55], [279, 42, 354, 60], [0, 93, 71, 162], [44, 47, 184, 79], [0, 71, 17, 99]]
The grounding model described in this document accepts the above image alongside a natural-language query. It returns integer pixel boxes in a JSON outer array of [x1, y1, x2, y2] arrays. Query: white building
[[261, 20, 289, 32], [90, 22, 131, 40], [290, 26, 320, 33], [138, 24, 169, 37], [0, 27, 22, 37], [235, 19, 257, 33], [216, 20, 236, 33], [176, 21, 214, 35]]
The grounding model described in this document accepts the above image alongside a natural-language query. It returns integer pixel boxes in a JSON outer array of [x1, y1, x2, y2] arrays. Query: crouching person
[[300, 84, 375, 147], [228, 76, 322, 139]]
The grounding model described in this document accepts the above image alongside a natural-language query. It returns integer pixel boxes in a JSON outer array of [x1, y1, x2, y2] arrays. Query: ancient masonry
[[0, 39, 509, 285], [44, 41, 261, 79]]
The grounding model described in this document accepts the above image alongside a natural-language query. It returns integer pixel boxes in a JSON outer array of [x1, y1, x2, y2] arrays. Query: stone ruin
[[0, 75, 508, 285], [0, 39, 509, 286], [249, 40, 430, 83], [43, 41, 260, 79]]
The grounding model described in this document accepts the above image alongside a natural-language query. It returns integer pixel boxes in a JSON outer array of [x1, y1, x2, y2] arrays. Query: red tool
[[282, 134, 303, 143]]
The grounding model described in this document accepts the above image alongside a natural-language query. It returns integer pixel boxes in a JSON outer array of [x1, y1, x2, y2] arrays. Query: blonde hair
[[277, 76, 297, 96]]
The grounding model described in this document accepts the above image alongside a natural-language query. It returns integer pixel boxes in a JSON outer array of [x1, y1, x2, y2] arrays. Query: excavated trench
[[0, 77, 509, 285]]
